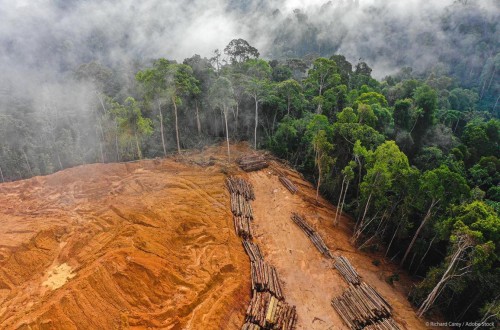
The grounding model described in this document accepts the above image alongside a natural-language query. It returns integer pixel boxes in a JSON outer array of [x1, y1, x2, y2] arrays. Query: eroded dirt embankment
[[0, 147, 249, 330]]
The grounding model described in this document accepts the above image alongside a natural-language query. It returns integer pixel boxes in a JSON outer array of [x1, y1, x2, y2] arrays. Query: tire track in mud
[[0, 152, 250, 330]]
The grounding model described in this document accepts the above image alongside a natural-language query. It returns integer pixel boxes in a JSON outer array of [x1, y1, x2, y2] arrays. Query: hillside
[[1, 144, 431, 329]]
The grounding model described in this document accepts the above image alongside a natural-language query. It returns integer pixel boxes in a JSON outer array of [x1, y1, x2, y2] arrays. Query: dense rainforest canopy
[[0, 0, 499, 327]]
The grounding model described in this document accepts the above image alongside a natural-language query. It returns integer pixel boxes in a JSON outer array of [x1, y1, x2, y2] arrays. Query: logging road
[[247, 168, 429, 330]]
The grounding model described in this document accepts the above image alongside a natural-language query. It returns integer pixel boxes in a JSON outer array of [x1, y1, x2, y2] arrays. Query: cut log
[[331, 281, 397, 330], [238, 155, 269, 172], [333, 255, 361, 285], [290, 213, 333, 258], [279, 176, 298, 194], [242, 240, 264, 262]]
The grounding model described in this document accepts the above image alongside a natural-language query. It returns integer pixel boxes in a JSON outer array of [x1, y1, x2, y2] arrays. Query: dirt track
[[247, 167, 428, 330], [0, 143, 429, 329]]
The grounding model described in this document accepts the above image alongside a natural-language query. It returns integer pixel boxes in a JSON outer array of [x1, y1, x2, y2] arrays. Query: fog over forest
[[0, 0, 498, 161], [1, 0, 498, 80], [0, 2, 499, 325]]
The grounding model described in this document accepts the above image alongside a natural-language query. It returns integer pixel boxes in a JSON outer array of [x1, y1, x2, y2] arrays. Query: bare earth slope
[[0, 148, 249, 329], [0, 144, 429, 329], [247, 166, 428, 330]]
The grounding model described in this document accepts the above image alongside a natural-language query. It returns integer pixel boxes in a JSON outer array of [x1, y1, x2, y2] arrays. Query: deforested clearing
[[0, 144, 429, 329]]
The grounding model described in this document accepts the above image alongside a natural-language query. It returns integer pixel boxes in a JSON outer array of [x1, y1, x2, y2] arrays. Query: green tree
[[276, 79, 304, 117], [330, 54, 353, 87], [183, 54, 216, 135], [412, 84, 438, 152], [312, 129, 334, 201], [356, 104, 378, 128], [400, 165, 470, 266], [136, 58, 172, 156], [335, 160, 356, 226], [243, 59, 272, 148], [462, 119, 500, 165], [417, 201, 499, 317], [355, 92, 388, 108], [224, 38, 259, 64], [354, 141, 411, 243], [304, 58, 340, 114], [167, 64, 200, 154], [209, 77, 236, 160], [111, 97, 153, 159]]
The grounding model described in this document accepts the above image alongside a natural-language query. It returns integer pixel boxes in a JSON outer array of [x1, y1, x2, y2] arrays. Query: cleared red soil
[[0, 143, 431, 329]]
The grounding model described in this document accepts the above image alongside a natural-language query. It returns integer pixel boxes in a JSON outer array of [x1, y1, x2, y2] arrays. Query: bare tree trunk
[[414, 235, 437, 275], [418, 235, 472, 317], [98, 131, 105, 163], [338, 180, 349, 225], [316, 166, 322, 202], [56, 151, 63, 170], [479, 79, 487, 100], [0, 164, 4, 182], [316, 86, 323, 114], [335, 176, 346, 225], [195, 101, 201, 135], [287, 94, 291, 116], [254, 96, 258, 149], [355, 155, 363, 200], [96, 93, 107, 162], [272, 110, 278, 135], [235, 103, 239, 132], [158, 100, 167, 156], [223, 108, 230, 161], [401, 199, 438, 267], [21, 149, 32, 176], [408, 252, 417, 272], [356, 192, 372, 233], [486, 67, 496, 91], [353, 212, 379, 243], [135, 133, 142, 159], [96, 92, 107, 113], [453, 117, 460, 132], [172, 96, 181, 154], [115, 120, 120, 162], [474, 295, 500, 330], [91, 107, 105, 163], [386, 217, 403, 257]]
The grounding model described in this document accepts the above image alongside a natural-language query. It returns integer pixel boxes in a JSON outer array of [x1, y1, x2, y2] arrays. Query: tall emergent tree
[[111, 97, 153, 159], [243, 59, 272, 148], [209, 77, 236, 160], [400, 165, 470, 266], [166, 64, 200, 154], [136, 58, 171, 156], [304, 58, 340, 114], [224, 38, 260, 64], [312, 129, 334, 201]]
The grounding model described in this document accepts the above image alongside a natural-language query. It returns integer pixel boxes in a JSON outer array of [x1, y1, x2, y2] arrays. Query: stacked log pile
[[245, 292, 297, 330], [279, 176, 298, 194], [227, 177, 255, 238], [290, 213, 333, 258], [230, 193, 254, 218], [251, 259, 284, 300], [243, 240, 263, 262], [242, 322, 262, 330], [334, 256, 361, 285], [331, 282, 398, 330], [238, 155, 269, 172], [226, 176, 297, 330], [227, 176, 255, 201], [234, 215, 253, 239]]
